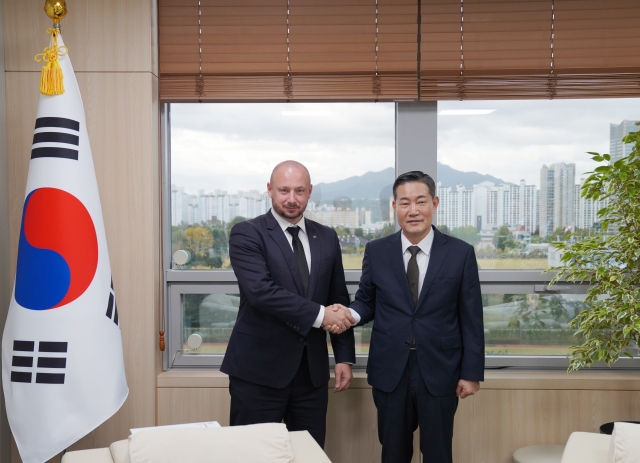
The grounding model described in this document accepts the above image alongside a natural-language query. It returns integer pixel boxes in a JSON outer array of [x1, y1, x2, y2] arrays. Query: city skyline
[[171, 157, 609, 237]]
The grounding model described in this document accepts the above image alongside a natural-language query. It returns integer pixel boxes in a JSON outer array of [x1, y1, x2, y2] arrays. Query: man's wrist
[[312, 305, 325, 329]]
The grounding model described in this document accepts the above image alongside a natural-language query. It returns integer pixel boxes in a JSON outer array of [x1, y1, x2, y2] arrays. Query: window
[[169, 103, 395, 271], [436, 99, 640, 272], [164, 102, 395, 367], [163, 100, 640, 370]]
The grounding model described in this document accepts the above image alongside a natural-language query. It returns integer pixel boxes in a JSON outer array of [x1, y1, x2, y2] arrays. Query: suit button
[[299, 337, 305, 342], [414, 316, 418, 321], [405, 341, 410, 347]]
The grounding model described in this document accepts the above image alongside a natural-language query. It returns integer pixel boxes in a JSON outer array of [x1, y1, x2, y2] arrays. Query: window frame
[[161, 102, 640, 371]]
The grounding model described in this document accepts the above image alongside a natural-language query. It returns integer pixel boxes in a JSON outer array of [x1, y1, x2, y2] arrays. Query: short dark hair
[[392, 171, 436, 200]]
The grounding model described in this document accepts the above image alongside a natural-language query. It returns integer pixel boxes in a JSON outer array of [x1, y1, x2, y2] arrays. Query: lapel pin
[[313, 235, 317, 239]]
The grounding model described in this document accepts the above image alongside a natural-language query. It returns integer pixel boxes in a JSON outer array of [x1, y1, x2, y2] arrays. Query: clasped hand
[[321, 304, 355, 334]]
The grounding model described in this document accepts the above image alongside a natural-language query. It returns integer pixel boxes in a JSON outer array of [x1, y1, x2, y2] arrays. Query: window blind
[[159, 0, 640, 101]]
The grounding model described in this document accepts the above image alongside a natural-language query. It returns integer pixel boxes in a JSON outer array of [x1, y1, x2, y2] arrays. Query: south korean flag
[[1, 34, 128, 463]]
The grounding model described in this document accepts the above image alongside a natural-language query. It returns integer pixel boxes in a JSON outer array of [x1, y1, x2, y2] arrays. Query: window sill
[[157, 370, 640, 390]]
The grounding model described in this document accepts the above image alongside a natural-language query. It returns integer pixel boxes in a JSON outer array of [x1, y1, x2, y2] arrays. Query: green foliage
[[438, 224, 451, 235], [226, 216, 247, 234], [451, 225, 481, 247], [547, 125, 640, 371], [493, 226, 516, 250], [508, 294, 588, 334], [380, 224, 395, 237]]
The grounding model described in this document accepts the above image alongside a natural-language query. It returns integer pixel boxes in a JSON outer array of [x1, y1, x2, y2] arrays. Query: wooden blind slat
[[159, 0, 640, 101]]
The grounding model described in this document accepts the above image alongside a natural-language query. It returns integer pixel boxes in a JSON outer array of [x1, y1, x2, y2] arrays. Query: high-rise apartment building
[[610, 120, 639, 161], [574, 179, 609, 230], [171, 187, 271, 225], [540, 163, 575, 237], [436, 180, 537, 233]]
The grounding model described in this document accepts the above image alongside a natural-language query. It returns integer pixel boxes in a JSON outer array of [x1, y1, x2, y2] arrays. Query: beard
[[272, 201, 305, 221]]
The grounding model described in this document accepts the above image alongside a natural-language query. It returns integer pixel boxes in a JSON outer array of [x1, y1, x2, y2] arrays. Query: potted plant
[[549, 124, 640, 371]]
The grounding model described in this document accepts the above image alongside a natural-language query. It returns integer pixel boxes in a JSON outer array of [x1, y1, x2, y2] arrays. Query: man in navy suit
[[333, 171, 484, 463], [221, 160, 356, 447]]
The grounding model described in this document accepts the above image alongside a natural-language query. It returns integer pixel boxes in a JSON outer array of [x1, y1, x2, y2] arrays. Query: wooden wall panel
[[465, 389, 640, 463], [157, 371, 640, 463], [5, 72, 160, 463], [3, 1, 160, 462], [2, 0, 154, 73], [0, 0, 10, 459], [158, 388, 231, 427]]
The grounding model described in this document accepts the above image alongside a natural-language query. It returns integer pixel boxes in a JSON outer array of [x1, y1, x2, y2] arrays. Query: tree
[[226, 216, 247, 234], [493, 226, 515, 251], [184, 226, 213, 257], [549, 125, 640, 370], [545, 226, 572, 243], [354, 228, 364, 238], [451, 226, 480, 247], [381, 224, 395, 237], [438, 224, 451, 235]]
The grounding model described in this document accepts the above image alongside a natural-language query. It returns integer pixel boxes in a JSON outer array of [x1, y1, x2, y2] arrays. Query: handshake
[[321, 304, 355, 334]]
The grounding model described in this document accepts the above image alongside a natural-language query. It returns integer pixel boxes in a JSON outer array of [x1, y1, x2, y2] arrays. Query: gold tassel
[[35, 27, 68, 96]]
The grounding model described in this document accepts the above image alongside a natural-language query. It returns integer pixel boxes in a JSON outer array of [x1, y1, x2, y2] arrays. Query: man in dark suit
[[220, 160, 356, 447], [333, 171, 484, 463]]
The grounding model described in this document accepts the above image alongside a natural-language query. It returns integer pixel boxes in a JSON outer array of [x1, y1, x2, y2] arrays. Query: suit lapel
[[265, 211, 304, 296], [417, 227, 449, 308], [305, 219, 320, 299], [388, 231, 415, 312]]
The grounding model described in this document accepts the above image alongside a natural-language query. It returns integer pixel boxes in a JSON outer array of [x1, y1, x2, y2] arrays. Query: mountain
[[311, 168, 395, 202], [311, 164, 509, 202], [438, 163, 510, 189]]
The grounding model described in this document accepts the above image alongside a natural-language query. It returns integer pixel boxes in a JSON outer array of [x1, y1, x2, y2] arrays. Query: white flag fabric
[[2, 34, 128, 463]]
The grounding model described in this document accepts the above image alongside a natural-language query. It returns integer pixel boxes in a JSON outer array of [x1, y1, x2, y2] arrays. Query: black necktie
[[407, 246, 420, 307], [287, 226, 310, 296]]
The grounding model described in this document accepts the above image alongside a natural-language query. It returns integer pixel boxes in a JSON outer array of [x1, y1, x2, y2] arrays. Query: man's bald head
[[267, 160, 313, 224], [270, 160, 311, 186]]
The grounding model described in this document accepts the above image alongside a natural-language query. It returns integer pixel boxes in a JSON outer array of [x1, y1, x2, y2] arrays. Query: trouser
[[373, 350, 458, 463], [229, 348, 328, 447]]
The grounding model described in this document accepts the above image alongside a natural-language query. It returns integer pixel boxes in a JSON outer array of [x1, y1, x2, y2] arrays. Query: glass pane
[[483, 293, 587, 356], [182, 293, 239, 355], [170, 102, 395, 270], [437, 99, 640, 270]]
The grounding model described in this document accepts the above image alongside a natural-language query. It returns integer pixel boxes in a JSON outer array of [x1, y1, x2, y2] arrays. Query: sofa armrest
[[289, 431, 331, 463], [561, 432, 611, 463], [61, 448, 114, 463], [109, 439, 130, 463]]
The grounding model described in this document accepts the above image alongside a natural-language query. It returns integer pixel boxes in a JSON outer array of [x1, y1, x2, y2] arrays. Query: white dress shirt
[[350, 228, 435, 325], [270, 210, 325, 328], [400, 229, 434, 297]]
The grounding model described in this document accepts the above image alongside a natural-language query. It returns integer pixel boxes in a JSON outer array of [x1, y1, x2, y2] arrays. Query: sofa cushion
[[127, 423, 293, 463], [608, 422, 640, 463], [561, 432, 611, 463], [61, 447, 113, 463], [513, 444, 564, 463], [109, 439, 129, 463]]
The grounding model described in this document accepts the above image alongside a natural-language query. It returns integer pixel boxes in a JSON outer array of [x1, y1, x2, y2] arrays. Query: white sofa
[[62, 425, 331, 463], [560, 432, 611, 463], [561, 423, 640, 463]]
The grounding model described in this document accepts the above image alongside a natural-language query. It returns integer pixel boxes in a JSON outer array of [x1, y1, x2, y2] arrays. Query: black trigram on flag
[[31, 117, 80, 161], [10, 340, 67, 384], [106, 278, 119, 326]]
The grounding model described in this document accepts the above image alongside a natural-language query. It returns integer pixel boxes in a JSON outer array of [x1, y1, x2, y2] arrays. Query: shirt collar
[[270, 208, 307, 236], [400, 227, 434, 256]]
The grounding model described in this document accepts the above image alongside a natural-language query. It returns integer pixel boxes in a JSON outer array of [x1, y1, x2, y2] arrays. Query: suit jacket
[[350, 226, 484, 396], [221, 210, 355, 389]]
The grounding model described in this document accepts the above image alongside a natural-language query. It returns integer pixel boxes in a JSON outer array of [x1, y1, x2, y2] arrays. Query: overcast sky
[[170, 99, 640, 194]]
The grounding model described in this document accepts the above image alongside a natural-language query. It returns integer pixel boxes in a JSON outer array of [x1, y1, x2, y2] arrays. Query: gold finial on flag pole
[[44, 0, 67, 23], [35, 0, 68, 96]]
